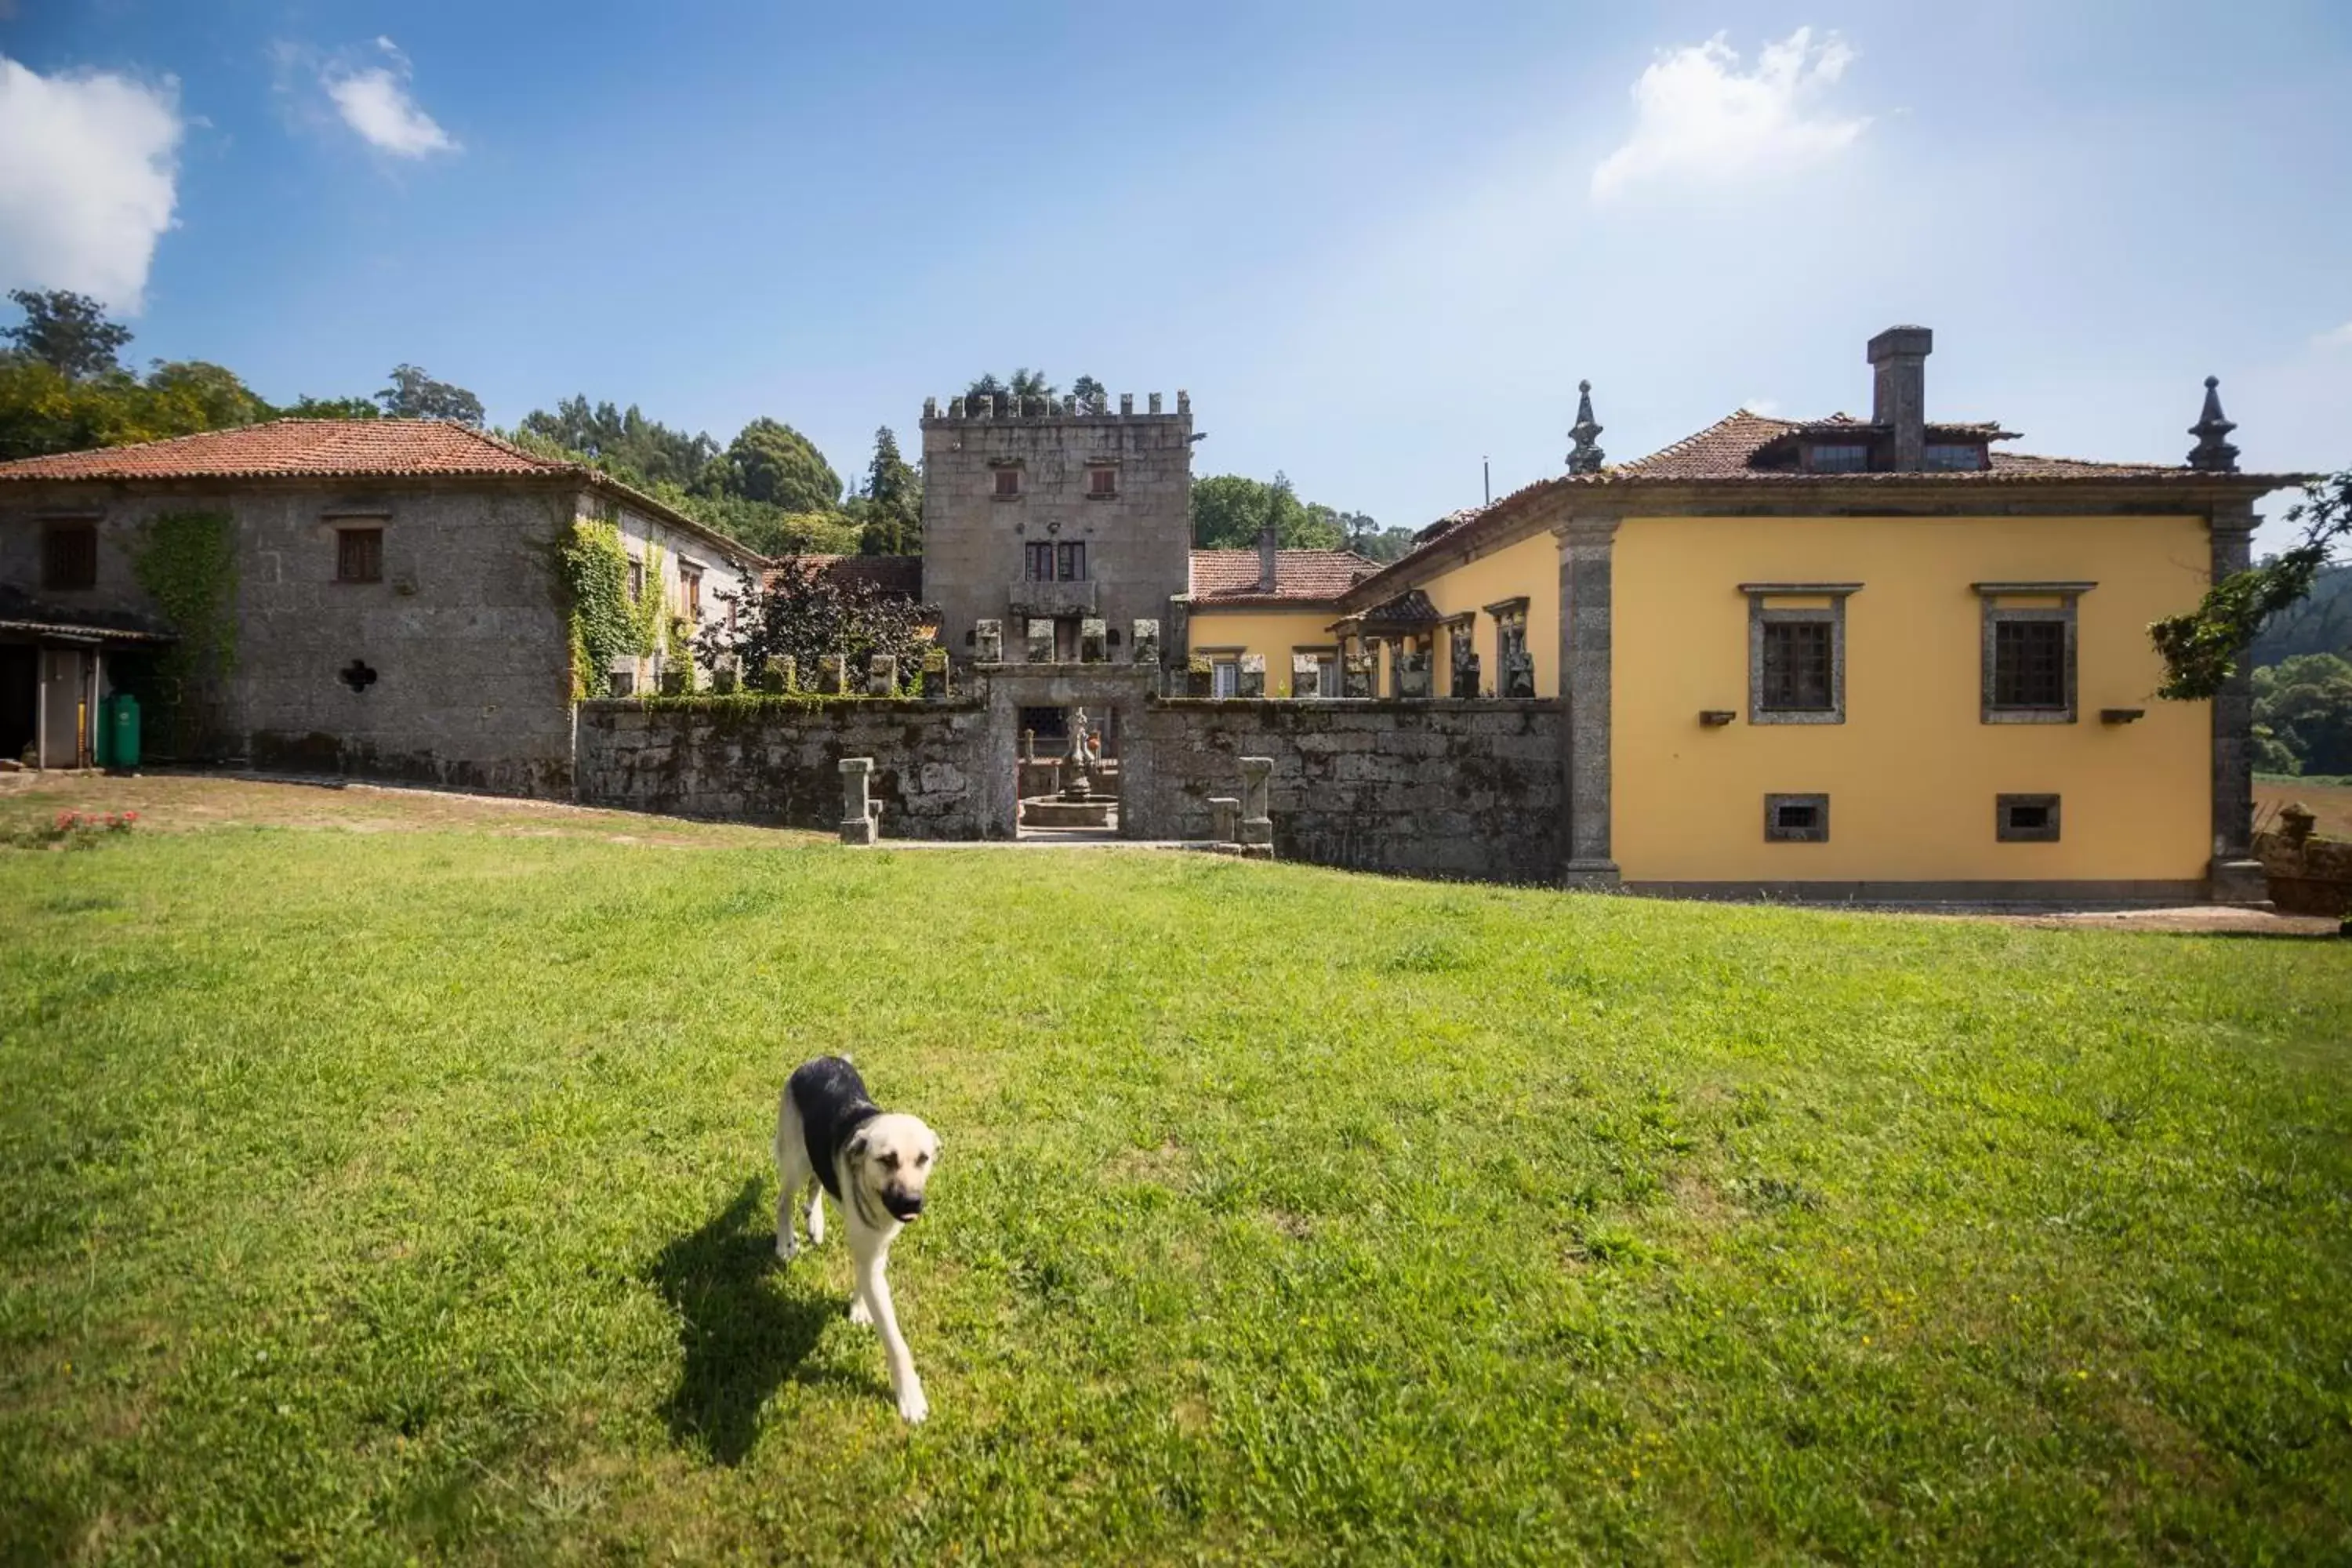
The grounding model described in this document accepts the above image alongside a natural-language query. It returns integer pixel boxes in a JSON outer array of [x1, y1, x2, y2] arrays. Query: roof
[[0, 419, 763, 563], [1348, 588, 1445, 632], [0, 584, 173, 644], [767, 554, 925, 601], [1189, 548, 1380, 606]]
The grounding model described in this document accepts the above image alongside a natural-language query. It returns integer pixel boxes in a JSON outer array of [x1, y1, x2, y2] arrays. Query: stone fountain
[[1020, 706, 1118, 831]]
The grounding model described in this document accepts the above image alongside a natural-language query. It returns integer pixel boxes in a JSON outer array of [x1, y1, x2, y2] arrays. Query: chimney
[[1867, 325, 1932, 470], [1258, 524, 1279, 594]]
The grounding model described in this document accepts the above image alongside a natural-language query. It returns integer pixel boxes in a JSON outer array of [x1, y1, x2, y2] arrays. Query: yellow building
[[1185, 540, 1380, 696], [1192, 328, 2296, 903]]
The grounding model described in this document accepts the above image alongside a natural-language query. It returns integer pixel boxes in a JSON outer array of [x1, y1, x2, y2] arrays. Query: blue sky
[[3, 1, 2347, 547]]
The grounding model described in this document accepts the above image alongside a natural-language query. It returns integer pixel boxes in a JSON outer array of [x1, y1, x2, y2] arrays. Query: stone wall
[[1127, 698, 1563, 882], [2256, 824, 2352, 916], [575, 697, 993, 837]]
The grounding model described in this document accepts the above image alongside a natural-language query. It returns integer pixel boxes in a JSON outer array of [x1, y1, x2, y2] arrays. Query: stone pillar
[[1020, 728, 1036, 762], [975, 619, 1003, 664], [818, 653, 850, 695], [1238, 756, 1272, 855], [921, 648, 950, 701], [759, 655, 792, 695], [1209, 797, 1240, 843], [1238, 654, 1265, 699], [1025, 618, 1054, 664], [1555, 516, 1621, 889], [2209, 502, 2267, 903], [1080, 617, 1107, 662], [1132, 619, 1160, 666], [1292, 653, 1321, 698], [867, 654, 898, 697], [839, 757, 879, 845]]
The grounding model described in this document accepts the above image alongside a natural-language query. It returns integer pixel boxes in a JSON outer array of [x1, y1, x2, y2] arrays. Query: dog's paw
[[897, 1385, 929, 1425], [848, 1296, 873, 1326], [774, 1237, 795, 1265]]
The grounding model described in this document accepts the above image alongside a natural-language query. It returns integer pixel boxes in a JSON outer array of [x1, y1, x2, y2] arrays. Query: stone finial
[[1238, 757, 1274, 854], [1080, 617, 1107, 662], [1149, 392, 1163, 414], [1131, 619, 1160, 665], [924, 396, 938, 419], [839, 757, 879, 845], [1120, 393, 1134, 416], [1566, 379, 1606, 474], [1209, 797, 1240, 843], [1025, 618, 1054, 663], [1177, 390, 1190, 416], [975, 618, 1003, 664], [2187, 376, 2241, 473]]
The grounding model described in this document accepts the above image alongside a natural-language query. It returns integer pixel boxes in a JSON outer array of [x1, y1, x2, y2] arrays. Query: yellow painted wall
[[1187, 608, 1345, 695], [1416, 531, 1560, 696], [1610, 514, 2213, 884]]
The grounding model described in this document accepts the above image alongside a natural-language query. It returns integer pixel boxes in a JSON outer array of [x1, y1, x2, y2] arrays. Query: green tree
[[860, 425, 922, 554], [143, 361, 273, 430], [1189, 472, 1345, 550], [964, 368, 1070, 408], [2152, 470, 2350, 699], [0, 356, 274, 461], [519, 395, 719, 492], [5, 289, 133, 378], [2252, 652, 2352, 776], [693, 560, 933, 688], [713, 417, 841, 514], [376, 364, 486, 424], [281, 395, 380, 419], [1071, 375, 1107, 412]]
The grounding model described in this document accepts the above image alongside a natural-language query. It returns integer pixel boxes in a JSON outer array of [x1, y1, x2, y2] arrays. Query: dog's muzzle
[[885, 1193, 924, 1222]]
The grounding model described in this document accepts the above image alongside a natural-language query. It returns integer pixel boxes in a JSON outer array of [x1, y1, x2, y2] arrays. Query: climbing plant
[[130, 510, 237, 753], [557, 519, 666, 698]]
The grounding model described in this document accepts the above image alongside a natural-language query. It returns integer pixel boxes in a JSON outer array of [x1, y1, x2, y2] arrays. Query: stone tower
[[918, 390, 1194, 663]]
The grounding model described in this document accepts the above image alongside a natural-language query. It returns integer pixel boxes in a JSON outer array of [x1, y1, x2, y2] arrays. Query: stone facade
[[575, 698, 990, 837], [1128, 699, 1563, 882], [918, 393, 1193, 667], [0, 476, 757, 795]]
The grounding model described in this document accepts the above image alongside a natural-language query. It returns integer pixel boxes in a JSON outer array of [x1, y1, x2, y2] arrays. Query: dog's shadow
[[647, 1177, 882, 1465]]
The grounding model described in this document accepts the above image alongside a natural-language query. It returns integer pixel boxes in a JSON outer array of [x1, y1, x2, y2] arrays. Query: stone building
[[0, 419, 758, 790], [916, 390, 1196, 663]]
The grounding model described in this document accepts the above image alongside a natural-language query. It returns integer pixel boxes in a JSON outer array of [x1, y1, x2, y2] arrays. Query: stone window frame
[[1084, 464, 1119, 500], [1975, 582, 2093, 725], [1290, 644, 1338, 699], [989, 460, 1024, 500], [1996, 793, 2062, 843], [1743, 583, 1860, 726], [1764, 793, 1830, 843], [39, 515, 100, 591]]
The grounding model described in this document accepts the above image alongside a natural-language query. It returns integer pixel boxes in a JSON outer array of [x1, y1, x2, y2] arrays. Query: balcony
[[1008, 579, 1098, 616]]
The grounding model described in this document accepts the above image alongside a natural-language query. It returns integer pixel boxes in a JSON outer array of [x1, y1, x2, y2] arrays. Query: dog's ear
[[844, 1127, 873, 1163]]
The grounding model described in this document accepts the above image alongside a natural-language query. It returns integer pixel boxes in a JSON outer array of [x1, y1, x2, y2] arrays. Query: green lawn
[[3, 799, 2350, 1563]]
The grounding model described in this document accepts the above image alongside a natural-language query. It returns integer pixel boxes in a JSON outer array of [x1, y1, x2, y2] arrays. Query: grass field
[[2, 782, 2349, 1563]]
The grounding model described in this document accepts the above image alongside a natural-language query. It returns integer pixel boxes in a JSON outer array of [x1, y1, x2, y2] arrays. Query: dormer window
[[1923, 443, 1985, 471], [1804, 443, 1870, 473]]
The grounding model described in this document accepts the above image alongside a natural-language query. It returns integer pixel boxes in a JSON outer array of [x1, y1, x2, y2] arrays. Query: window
[[1212, 659, 1240, 699], [336, 526, 383, 584], [1992, 620, 2066, 709], [608, 670, 636, 698], [41, 521, 97, 590], [1056, 541, 1086, 582], [1923, 444, 1984, 471], [1087, 466, 1117, 498], [1996, 793, 2061, 843], [1745, 586, 1857, 724], [1024, 542, 1053, 580], [993, 466, 1022, 498], [681, 567, 703, 620], [1805, 443, 1870, 473], [628, 557, 644, 601], [1765, 793, 1830, 843]]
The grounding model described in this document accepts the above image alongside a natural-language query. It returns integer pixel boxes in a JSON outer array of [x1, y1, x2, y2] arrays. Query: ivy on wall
[[557, 519, 665, 699], [130, 510, 238, 752]]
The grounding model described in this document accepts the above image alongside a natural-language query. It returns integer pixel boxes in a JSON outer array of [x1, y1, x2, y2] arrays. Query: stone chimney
[[1867, 325, 1933, 471], [1258, 524, 1279, 594]]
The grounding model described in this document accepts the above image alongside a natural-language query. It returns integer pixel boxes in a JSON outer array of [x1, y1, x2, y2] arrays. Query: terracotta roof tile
[[0, 419, 565, 481], [1189, 548, 1378, 604], [767, 554, 925, 600]]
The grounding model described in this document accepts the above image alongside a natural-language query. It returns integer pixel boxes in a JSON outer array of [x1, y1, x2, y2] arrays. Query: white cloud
[[0, 56, 181, 312], [2317, 321, 2352, 350], [321, 38, 456, 158], [1592, 28, 1867, 202]]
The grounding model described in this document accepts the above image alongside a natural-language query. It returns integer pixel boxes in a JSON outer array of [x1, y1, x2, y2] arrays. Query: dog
[[773, 1055, 941, 1423]]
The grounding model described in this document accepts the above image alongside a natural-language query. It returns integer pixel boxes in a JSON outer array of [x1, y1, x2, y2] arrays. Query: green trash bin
[[109, 691, 140, 770]]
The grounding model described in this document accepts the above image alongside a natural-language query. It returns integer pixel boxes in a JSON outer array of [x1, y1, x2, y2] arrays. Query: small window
[[627, 557, 644, 602], [608, 670, 636, 698], [1087, 466, 1117, 498], [1056, 541, 1086, 582], [1924, 444, 1984, 471], [1805, 443, 1870, 473], [1212, 659, 1240, 699], [336, 526, 383, 584], [42, 521, 98, 590], [681, 567, 703, 620], [1765, 793, 1829, 843], [1025, 541, 1054, 581], [993, 467, 1022, 498], [1996, 793, 2061, 843]]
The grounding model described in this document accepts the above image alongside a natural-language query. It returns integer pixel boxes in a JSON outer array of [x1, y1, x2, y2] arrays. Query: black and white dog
[[774, 1056, 942, 1423]]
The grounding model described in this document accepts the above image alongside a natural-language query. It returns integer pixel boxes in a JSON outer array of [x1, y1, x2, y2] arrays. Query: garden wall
[[1126, 699, 1563, 883], [574, 698, 992, 838]]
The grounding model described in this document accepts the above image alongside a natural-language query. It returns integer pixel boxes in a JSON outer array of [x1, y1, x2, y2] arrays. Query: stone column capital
[[1552, 514, 1622, 546]]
